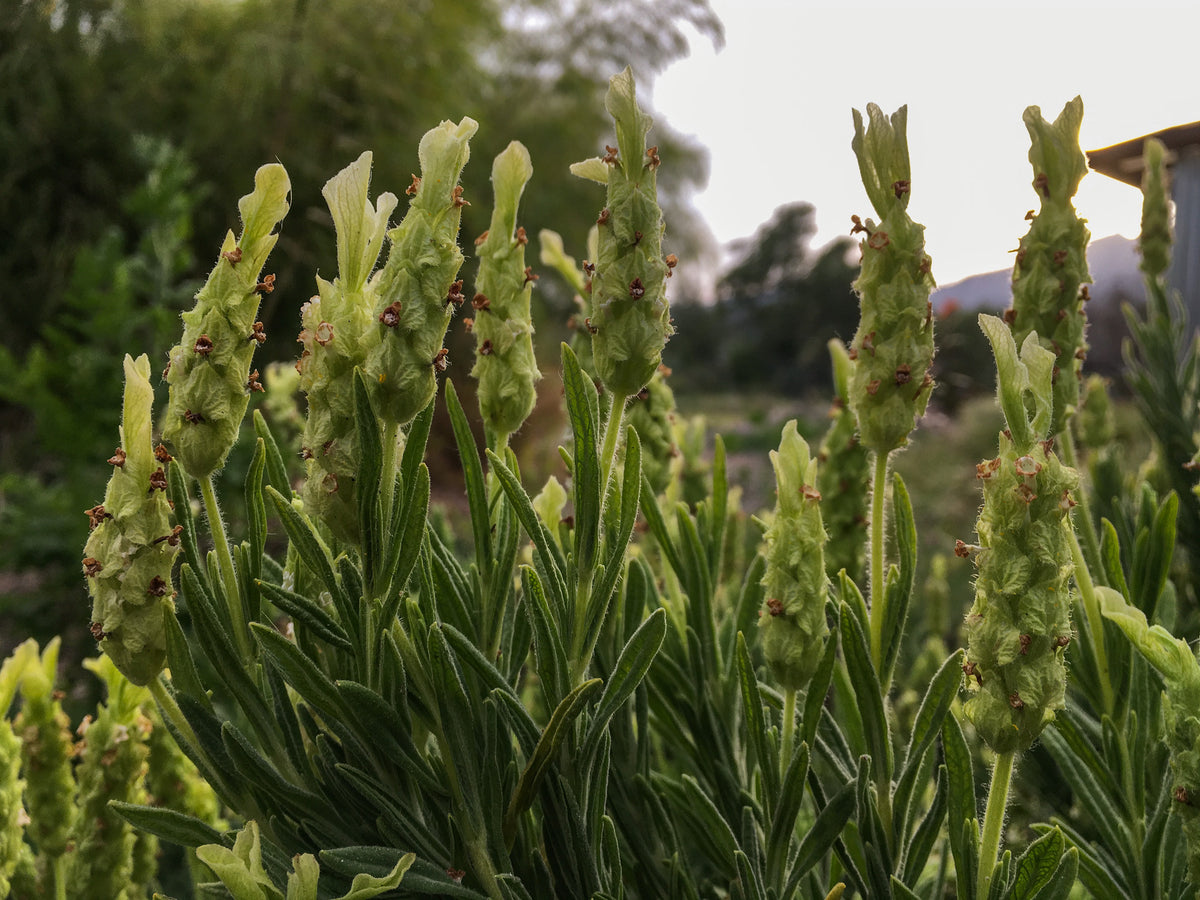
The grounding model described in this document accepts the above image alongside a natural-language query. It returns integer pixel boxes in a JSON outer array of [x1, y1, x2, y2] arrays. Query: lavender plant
[[51, 74, 1199, 900]]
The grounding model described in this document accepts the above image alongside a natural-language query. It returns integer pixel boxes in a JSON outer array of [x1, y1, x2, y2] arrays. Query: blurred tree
[[669, 202, 859, 395]]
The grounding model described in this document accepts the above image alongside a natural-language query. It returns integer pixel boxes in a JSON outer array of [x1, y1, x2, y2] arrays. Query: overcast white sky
[[654, 2, 1200, 286]]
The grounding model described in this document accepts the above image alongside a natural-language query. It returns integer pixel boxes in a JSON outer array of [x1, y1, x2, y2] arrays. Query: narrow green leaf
[[162, 608, 209, 710], [637, 476, 686, 581], [442, 623, 520, 699], [736, 632, 780, 814], [1028, 847, 1078, 900], [354, 368, 384, 579], [321, 847, 490, 898], [1099, 518, 1130, 600], [504, 678, 602, 840], [382, 461, 429, 612], [838, 602, 890, 780], [563, 343, 601, 578], [252, 621, 346, 721], [880, 474, 916, 686], [766, 742, 810, 884], [586, 427, 642, 638], [399, 397, 435, 510], [168, 461, 206, 590], [942, 712, 977, 900], [488, 450, 569, 615], [838, 571, 870, 644], [257, 578, 352, 650], [803, 627, 839, 751], [900, 764, 948, 885], [893, 648, 963, 848], [708, 435, 728, 581], [109, 802, 225, 849], [1040, 726, 1137, 877], [264, 485, 356, 640], [782, 780, 856, 897], [585, 607, 666, 751], [735, 849, 765, 900], [662, 775, 739, 879], [251, 409, 291, 499], [1006, 826, 1065, 900], [181, 564, 276, 746], [243, 438, 268, 584], [445, 379, 491, 569], [521, 565, 569, 706], [890, 877, 921, 900]]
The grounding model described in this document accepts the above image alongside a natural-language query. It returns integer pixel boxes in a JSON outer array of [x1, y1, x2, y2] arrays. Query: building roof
[[1087, 120, 1200, 187]]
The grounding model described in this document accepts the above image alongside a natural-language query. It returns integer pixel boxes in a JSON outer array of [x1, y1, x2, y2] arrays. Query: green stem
[[780, 688, 797, 780], [977, 750, 1016, 900], [570, 395, 627, 684], [1070, 527, 1116, 718], [148, 676, 200, 757], [868, 450, 889, 679], [52, 856, 67, 900], [199, 474, 251, 661], [1059, 427, 1104, 582]]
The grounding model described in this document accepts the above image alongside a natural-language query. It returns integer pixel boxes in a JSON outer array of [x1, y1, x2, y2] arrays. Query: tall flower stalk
[[846, 104, 936, 678], [963, 315, 1079, 897]]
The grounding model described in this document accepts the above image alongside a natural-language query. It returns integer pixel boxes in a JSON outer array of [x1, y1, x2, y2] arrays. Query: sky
[[654, 2, 1200, 287]]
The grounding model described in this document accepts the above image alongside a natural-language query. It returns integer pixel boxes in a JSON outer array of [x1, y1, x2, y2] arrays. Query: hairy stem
[[868, 450, 889, 679], [781, 688, 797, 780], [977, 750, 1016, 900], [148, 676, 200, 757]]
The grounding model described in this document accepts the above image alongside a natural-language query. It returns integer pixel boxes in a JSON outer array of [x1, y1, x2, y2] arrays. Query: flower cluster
[[163, 164, 291, 479], [1006, 98, 1091, 437], [961, 317, 1078, 754], [82, 355, 180, 686], [847, 104, 936, 454], [759, 421, 830, 692], [470, 141, 541, 444], [571, 68, 673, 399]]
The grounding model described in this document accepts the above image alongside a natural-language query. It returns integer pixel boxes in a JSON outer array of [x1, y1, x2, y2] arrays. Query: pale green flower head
[[1008, 98, 1091, 437], [471, 141, 541, 442], [15, 638, 76, 860], [83, 354, 179, 686], [366, 117, 478, 425], [1139, 137, 1172, 280], [298, 151, 398, 541], [572, 67, 672, 398], [759, 420, 830, 692], [164, 163, 290, 479], [962, 317, 1078, 754], [847, 104, 936, 454]]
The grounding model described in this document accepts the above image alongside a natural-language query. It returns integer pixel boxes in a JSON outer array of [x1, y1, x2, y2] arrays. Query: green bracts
[[1007, 98, 1091, 437], [847, 104, 936, 454], [962, 317, 1078, 754], [163, 164, 291, 479], [573, 68, 672, 398], [82, 354, 180, 686], [759, 421, 830, 692], [471, 141, 541, 443]]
